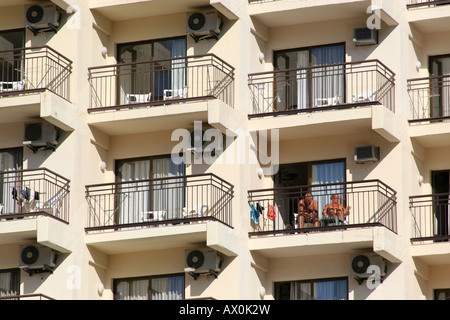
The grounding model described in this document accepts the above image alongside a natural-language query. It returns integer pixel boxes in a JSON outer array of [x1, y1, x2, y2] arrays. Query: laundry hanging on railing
[[267, 204, 277, 221], [250, 203, 259, 223], [250, 203, 264, 223]]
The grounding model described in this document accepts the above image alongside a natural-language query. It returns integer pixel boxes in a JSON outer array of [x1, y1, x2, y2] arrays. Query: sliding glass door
[[274, 43, 345, 111], [311, 161, 346, 220], [117, 37, 186, 105], [0, 148, 23, 215], [116, 155, 185, 224], [274, 159, 346, 227], [431, 170, 450, 240], [0, 29, 25, 90], [429, 55, 450, 119]]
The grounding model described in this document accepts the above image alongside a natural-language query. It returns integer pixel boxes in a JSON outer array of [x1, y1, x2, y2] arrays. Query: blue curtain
[[311, 161, 345, 218], [311, 45, 345, 107], [315, 279, 347, 300]]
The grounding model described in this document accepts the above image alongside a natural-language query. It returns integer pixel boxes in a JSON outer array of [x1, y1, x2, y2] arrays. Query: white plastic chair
[[126, 93, 152, 104]]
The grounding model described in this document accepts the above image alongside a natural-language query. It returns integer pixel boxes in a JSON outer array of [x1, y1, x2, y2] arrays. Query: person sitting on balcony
[[298, 192, 319, 228], [322, 193, 351, 224]]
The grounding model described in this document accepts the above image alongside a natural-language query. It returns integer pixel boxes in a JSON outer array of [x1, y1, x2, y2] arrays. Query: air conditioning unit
[[354, 145, 380, 164], [185, 248, 223, 279], [19, 245, 57, 274], [190, 128, 206, 152], [24, 2, 61, 30], [189, 128, 224, 157], [350, 253, 386, 282], [23, 121, 60, 152], [186, 9, 222, 41], [353, 28, 378, 46]]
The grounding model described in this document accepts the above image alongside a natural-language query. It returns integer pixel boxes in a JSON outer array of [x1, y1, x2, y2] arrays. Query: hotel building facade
[[0, 0, 449, 300]]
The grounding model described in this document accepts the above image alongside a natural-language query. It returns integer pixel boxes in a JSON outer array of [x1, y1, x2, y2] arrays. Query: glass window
[[274, 43, 345, 111], [114, 274, 185, 300], [0, 148, 23, 214], [117, 37, 186, 104], [429, 55, 450, 118], [434, 288, 450, 300], [274, 159, 346, 226], [275, 278, 348, 300], [0, 29, 25, 84], [115, 155, 185, 224], [0, 269, 20, 298]]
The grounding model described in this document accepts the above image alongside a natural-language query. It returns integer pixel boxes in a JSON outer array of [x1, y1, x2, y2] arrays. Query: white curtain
[[311, 45, 345, 107], [118, 159, 150, 225], [311, 161, 345, 219], [296, 51, 310, 110], [151, 156, 185, 220], [116, 276, 184, 300], [151, 276, 184, 300], [0, 271, 18, 297], [170, 39, 187, 97], [116, 279, 148, 300]]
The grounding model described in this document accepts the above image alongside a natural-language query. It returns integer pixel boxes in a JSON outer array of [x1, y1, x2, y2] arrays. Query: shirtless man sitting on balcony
[[298, 192, 319, 228], [322, 193, 351, 224]]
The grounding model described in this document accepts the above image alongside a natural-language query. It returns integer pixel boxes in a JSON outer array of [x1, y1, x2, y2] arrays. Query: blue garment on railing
[[250, 204, 260, 223]]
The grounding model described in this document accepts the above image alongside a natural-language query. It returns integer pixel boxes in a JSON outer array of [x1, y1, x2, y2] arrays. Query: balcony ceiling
[[409, 122, 450, 148], [249, 1, 370, 28], [0, 0, 72, 10], [407, 5, 450, 34], [90, 0, 211, 21]]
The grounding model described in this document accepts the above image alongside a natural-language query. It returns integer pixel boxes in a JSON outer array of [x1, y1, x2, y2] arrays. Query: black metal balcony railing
[[407, 75, 450, 122], [0, 168, 70, 224], [0, 46, 72, 101], [0, 293, 55, 300], [407, 0, 450, 9], [88, 54, 235, 112], [248, 60, 395, 117], [410, 193, 450, 242], [85, 174, 234, 231], [248, 180, 397, 235]]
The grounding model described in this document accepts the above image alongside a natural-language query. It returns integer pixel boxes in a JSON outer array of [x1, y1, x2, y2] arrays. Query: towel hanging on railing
[[267, 204, 277, 221], [250, 203, 260, 223]]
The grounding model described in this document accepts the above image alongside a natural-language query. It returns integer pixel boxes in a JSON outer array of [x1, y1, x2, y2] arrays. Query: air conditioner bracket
[[22, 265, 55, 276], [27, 23, 59, 36], [189, 30, 219, 43], [188, 269, 220, 280]]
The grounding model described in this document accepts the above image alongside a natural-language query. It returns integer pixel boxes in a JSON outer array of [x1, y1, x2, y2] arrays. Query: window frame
[[274, 276, 348, 300], [113, 273, 185, 300], [0, 268, 20, 298]]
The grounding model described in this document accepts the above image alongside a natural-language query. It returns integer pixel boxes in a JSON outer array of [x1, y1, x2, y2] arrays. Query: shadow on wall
[[187, 255, 235, 298]]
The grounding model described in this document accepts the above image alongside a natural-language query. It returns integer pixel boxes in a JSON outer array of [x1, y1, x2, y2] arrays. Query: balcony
[[84, 174, 238, 256], [248, 0, 399, 29], [0, 46, 74, 131], [407, 0, 450, 8], [407, 1, 450, 33], [248, 180, 401, 262], [87, 54, 240, 136], [410, 193, 450, 265], [407, 75, 450, 148], [0, 168, 73, 253], [247, 60, 400, 142]]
